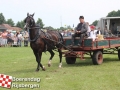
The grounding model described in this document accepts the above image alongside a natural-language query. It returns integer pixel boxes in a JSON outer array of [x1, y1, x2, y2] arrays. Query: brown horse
[[24, 13, 63, 71]]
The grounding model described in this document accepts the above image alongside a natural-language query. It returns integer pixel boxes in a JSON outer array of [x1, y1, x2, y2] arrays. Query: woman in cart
[[88, 25, 98, 41], [88, 25, 104, 41]]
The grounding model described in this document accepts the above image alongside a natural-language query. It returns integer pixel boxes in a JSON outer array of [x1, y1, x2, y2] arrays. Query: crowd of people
[[0, 30, 29, 47]]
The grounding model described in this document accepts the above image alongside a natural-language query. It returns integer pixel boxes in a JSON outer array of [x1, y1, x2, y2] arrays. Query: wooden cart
[[63, 37, 120, 65]]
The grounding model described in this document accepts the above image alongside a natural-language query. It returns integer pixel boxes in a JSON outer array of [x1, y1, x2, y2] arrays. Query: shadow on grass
[[63, 56, 120, 67], [103, 57, 120, 62], [63, 57, 93, 68]]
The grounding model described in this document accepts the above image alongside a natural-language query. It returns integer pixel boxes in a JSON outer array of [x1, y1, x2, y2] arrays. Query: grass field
[[0, 47, 120, 90]]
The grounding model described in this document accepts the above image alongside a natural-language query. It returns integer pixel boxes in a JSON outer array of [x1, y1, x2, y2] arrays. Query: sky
[[0, 0, 120, 28]]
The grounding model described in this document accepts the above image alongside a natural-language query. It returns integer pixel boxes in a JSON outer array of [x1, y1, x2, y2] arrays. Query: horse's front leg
[[58, 49, 62, 68], [38, 51, 45, 71], [48, 50, 55, 67], [33, 50, 40, 71]]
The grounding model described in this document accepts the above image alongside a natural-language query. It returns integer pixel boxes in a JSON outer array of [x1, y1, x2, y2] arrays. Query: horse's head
[[24, 13, 35, 30]]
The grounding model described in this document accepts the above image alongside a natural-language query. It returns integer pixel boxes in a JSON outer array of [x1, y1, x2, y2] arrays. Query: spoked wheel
[[65, 57, 76, 64], [92, 51, 103, 65]]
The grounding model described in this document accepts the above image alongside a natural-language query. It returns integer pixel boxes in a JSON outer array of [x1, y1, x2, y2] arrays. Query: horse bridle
[[24, 16, 35, 30]]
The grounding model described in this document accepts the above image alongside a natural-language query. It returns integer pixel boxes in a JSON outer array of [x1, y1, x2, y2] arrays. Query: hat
[[90, 25, 95, 29], [79, 16, 84, 19]]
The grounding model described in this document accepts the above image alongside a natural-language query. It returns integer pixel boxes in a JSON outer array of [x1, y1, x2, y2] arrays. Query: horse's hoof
[[48, 63, 51, 67], [42, 66, 46, 71], [59, 66, 62, 68], [59, 63, 62, 68]]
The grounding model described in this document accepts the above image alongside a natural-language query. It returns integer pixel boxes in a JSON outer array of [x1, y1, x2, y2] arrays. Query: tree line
[[0, 13, 44, 29], [1, 10, 118, 30], [0, 13, 73, 30], [92, 10, 120, 26]]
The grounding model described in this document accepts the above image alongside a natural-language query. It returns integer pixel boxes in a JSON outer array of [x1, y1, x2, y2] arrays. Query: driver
[[71, 16, 88, 46]]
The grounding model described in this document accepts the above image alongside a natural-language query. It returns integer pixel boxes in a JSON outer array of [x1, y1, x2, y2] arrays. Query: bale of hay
[[97, 35, 104, 40]]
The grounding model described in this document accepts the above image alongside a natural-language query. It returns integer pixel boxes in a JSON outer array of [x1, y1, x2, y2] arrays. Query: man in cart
[[71, 16, 88, 46]]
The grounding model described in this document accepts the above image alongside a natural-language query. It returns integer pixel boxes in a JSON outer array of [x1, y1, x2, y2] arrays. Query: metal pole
[[60, 16, 62, 27]]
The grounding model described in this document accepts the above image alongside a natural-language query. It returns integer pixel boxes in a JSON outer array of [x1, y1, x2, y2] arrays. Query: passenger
[[88, 25, 98, 41], [71, 16, 88, 46], [86, 22, 91, 37], [97, 27, 102, 35]]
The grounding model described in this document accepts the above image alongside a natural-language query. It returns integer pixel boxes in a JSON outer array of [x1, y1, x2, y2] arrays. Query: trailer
[[62, 37, 120, 65], [97, 17, 120, 35]]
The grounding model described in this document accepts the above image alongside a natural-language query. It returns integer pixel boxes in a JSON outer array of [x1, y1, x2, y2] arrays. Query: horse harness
[[28, 25, 64, 51]]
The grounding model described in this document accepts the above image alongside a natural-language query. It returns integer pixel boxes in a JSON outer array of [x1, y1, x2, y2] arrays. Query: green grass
[[0, 47, 120, 90]]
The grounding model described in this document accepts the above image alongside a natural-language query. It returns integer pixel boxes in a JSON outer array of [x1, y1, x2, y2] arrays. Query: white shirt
[[61, 32, 64, 36], [18, 34, 23, 40], [97, 30, 102, 35], [87, 26, 91, 32], [88, 30, 98, 41]]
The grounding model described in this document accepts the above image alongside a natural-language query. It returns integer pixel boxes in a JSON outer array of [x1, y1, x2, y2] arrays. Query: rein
[[27, 26, 40, 42], [44, 36, 73, 51]]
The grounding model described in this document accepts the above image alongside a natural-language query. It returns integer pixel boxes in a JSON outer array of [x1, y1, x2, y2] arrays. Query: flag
[[0, 74, 12, 88]]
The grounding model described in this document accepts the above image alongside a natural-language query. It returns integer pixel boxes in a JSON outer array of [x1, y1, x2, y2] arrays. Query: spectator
[[71, 30, 75, 35], [16, 32, 23, 47], [12, 35, 18, 46], [7, 31, 14, 46], [0, 32, 3, 47], [104, 27, 110, 37], [2, 30, 8, 47], [61, 30, 64, 36], [63, 30, 68, 37], [10, 32, 14, 40], [67, 30, 72, 37], [23, 31, 29, 47]]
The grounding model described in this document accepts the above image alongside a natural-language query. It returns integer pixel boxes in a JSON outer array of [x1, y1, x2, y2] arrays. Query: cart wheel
[[92, 51, 103, 65], [65, 57, 76, 64], [118, 49, 120, 60]]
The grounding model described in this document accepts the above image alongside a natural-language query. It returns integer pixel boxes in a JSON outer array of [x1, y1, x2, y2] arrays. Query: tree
[[20, 21, 25, 29], [6, 19, 14, 26], [0, 13, 6, 24], [67, 25, 72, 29], [16, 20, 25, 29], [59, 27, 66, 30], [44, 26, 54, 30], [16, 21, 21, 28], [92, 20, 98, 26], [107, 10, 120, 17], [36, 18, 44, 29]]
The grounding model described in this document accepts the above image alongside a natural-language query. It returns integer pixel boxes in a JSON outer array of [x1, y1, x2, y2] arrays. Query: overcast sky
[[0, 0, 120, 28]]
